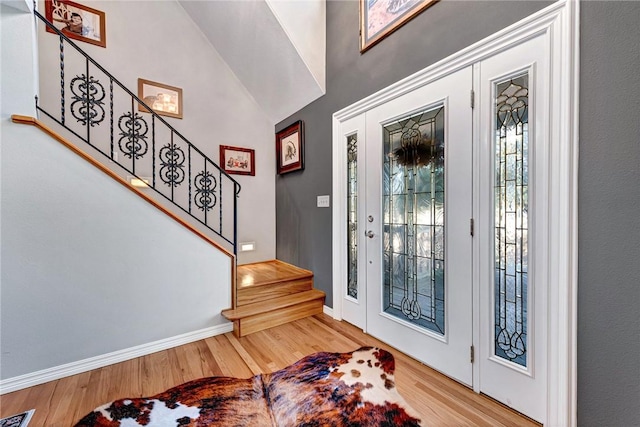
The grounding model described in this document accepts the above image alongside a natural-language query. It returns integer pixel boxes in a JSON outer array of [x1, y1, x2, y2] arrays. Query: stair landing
[[222, 260, 325, 337]]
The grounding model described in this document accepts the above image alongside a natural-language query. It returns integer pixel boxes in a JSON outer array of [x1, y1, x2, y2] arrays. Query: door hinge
[[470, 89, 475, 109], [470, 345, 475, 363], [470, 218, 475, 237]]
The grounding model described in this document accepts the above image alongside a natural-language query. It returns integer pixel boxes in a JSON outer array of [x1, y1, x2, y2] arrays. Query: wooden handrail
[[11, 115, 236, 268]]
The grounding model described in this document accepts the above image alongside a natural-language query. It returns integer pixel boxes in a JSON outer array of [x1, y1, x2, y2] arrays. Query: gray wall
[[276, 1, 640, 426], [578, 2, 640, 426]]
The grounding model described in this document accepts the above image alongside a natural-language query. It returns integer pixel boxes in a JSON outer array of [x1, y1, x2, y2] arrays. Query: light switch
[[317, 195, 330, 208]]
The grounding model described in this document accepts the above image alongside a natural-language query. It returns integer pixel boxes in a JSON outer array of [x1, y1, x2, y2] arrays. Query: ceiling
[[178, 0, 325, 124]]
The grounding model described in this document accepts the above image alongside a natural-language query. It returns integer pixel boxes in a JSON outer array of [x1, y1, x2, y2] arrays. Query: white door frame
[[331, 1, 579, 425]]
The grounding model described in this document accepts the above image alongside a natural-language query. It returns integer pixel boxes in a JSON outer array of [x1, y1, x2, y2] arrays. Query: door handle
[[365, 230, 375, 238]]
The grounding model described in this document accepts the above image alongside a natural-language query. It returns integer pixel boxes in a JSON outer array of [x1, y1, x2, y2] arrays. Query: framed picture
[[137, 78, 183, 119], [45, 0, 106, 48], [276, 121, 304, 174], [360, 0, 438, 52], [220, 145, 255, 176]]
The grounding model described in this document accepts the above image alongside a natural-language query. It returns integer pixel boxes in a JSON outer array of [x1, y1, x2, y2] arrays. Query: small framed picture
[[276, 120, 304, 174], [220, 145, 255, 176], [137, 78, 183, 119], [45, 0, 106, 48]]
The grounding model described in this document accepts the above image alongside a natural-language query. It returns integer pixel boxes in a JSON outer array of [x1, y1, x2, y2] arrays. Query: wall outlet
[[317, 195, 330, 208]]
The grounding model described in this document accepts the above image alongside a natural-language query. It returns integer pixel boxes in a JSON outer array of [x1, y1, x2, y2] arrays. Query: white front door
[[337, 37, 549, 420], [364, 66, 474, 386], [334, 4, 577, 425]]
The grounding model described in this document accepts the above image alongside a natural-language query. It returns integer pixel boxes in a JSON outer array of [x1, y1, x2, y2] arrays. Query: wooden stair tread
[[222, 289, 325, 320], [237, 260, 313, 289]]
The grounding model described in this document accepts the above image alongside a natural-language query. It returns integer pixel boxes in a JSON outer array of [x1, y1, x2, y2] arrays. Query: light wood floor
[[0, 314, 539, 426]]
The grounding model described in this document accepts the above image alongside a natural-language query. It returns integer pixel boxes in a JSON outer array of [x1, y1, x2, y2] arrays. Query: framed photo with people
[[45, 0, 106, 48]]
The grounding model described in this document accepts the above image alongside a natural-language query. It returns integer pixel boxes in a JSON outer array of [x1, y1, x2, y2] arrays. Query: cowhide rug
[[75, 347, 422, 426]]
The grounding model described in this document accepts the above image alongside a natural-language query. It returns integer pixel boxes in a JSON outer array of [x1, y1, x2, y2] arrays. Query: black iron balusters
[[33, 9, 240, 252]]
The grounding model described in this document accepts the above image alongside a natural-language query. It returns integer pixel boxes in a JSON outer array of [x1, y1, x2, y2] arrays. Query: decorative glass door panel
[[494, 75, 529, 367], [340, 114, 367, 329], [383, 106, 445, 334], [347, 133, 358, 300]]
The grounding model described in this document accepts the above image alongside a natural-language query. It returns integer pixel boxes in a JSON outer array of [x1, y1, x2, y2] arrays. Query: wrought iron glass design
[[347, 134, 358, 299], [494, 74, 529, 367], [33, 10, 240, 252], [383, 106, 445, 335]]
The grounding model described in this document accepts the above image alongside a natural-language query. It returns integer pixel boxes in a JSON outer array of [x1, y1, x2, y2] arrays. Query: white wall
[[35, 0, 275, 264], [0, 1, 38, 119], [266, 0, 326, 92], [1, 120, 232, 381]]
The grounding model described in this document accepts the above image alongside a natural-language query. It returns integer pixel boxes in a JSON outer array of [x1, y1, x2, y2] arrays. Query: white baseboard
[[323, 304, 333, 317], [0, 323, 234, 395]]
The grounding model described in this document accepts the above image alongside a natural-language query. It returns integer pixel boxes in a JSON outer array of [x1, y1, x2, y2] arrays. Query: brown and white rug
[[75, 347, 422, 426]]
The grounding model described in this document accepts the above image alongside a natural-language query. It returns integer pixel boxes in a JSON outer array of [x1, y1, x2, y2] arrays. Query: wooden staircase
[[222, 260, 325, 337]]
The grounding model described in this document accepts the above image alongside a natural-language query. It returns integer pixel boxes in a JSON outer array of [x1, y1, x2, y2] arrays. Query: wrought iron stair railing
[[33, 8, 240, 254]]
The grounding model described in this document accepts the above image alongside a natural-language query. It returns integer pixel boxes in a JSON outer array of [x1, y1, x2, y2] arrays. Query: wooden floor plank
[[224, 332, 263, 375], [68, 371, 94, 424], [140, 349, 175, 396], [0, 388, 31, 420], [0, 314, 539, 426], [23, 380, 56, 426], [203, 335, 253, 378], [43, 374, 82, 425]]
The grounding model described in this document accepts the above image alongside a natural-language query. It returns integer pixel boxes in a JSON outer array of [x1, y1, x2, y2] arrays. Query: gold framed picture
[[137, 78, 183, 119]]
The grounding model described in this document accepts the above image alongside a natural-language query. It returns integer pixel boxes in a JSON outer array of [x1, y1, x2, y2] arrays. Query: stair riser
[[234, 298, 324, 337], [237, 277, 313, 306]]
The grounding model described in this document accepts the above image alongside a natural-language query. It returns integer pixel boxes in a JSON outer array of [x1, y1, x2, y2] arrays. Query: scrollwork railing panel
[[34, 9, 240, 252]]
